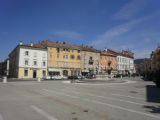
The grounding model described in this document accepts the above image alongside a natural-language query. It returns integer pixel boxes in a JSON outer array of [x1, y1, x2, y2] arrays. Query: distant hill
[[134, 59, 145, 64]]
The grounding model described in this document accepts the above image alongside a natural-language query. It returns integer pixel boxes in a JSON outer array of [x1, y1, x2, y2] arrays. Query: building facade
[[9, 43, 48, 78], [107, 49, 135, 75], [100, 51, 117, 75], [0, 58, 9, 77], [39, 40, 81, 77], [80, 46, 100, 75]]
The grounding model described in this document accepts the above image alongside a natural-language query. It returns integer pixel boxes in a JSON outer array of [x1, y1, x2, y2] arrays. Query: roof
[[100, 51, 117, 57], [19, 44, 46, 50], [9, 44, 47, 57], [106, 49, 134, 58], [38, 40, 81, 50], [38, 40, 100, 52], [79, 45, 100, 53]]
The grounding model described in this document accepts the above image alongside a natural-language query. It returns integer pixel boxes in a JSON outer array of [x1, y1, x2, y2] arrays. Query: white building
[[107, 49, 135, 75], [117, 55, 134, 74], [9, 42, 48, 78]]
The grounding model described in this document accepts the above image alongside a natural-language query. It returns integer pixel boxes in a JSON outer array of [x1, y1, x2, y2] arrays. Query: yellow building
[[9, 42, 48, 79], [40, 40, 81, 76]]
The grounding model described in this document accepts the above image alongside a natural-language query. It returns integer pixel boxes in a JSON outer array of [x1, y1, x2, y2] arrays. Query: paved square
[[0, 77, 159, 120]]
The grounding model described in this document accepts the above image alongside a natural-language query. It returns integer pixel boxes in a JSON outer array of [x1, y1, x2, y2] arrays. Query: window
[[56, 48, 60, 53], [24, 69, 28, 76], [77, 50, 80, 53], [34, 61, 37, 66], [50, 53, 52, 58], [57, 54, 59, 58], [25, 60, 29, 65], [70, 55, 75, 59], [25, 51, 29, 56], [66, 55, 68, 59], [77, 55, 81, 60], [42, 70, 46, 77], [43, 62, 46, 66], [63, 54, 65, 59], [89, 57, 94, 65], [63, 54, 68, 59], [71, 49, 74, 53]]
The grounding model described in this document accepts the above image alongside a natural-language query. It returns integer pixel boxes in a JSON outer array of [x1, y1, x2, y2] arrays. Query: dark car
[[68, 76, 78, 80], [86, 74, 96, 79], [114, 74, 121, 78]]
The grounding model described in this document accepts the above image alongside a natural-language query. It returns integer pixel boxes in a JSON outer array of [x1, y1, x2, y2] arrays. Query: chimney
[[19, 41, 23, 45]]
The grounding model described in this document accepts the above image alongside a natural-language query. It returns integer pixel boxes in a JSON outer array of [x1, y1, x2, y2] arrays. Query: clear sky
[[0, 0, 160, 61]]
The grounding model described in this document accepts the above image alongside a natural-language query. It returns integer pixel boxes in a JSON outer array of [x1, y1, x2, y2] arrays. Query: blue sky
[[0, 0, 160, 61]]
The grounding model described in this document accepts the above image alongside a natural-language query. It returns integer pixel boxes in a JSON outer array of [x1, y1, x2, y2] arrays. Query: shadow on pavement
[[142, 85, 160, 113], [143, 105, 160, 113], [146, 85, 160, 103]]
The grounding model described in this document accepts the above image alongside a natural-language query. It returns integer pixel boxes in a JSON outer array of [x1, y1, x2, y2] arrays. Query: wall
[[100, 54, 117, 74], [47, 47, 81, 76], [81, 51, 100, 74]]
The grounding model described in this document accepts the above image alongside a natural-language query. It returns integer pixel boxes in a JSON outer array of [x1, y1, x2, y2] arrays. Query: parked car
[[61, 76, 68, 80], [44, 76, 51, 80], [86, 74, 96, 79], [114, 74, 121, 78], [51, 75, 62, 80], [77, 76, 85, 80], [68, 76, 78, 80]]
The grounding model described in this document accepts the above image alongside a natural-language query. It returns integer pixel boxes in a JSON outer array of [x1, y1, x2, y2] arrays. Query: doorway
[[33, 70, 37, 78], [63, 70, 68, 76]]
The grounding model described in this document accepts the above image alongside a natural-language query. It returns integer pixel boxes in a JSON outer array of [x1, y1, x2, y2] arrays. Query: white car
[[51, 75, 62, 80], [44, 76, 51, 80], [61, 76, 68, 80]]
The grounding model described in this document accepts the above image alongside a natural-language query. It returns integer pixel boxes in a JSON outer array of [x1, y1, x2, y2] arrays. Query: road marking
[[83, 98, 160, 120], [112, 94, 145, 100], [31, 105, 58, 120], [69, 80, 136, 86], [59, 89, 145, 106], [45, 87, 145, 106], [42, 89, 160, 120], [0, 114, 4, 120], [42, 89, 79, 99]]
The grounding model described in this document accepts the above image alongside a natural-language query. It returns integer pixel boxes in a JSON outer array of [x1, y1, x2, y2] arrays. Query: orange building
[[38, 40, 81, 77], [100, 51, 117, 75]]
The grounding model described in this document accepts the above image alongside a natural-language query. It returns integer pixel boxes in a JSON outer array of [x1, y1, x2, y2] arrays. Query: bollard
[[121, 75, 123, 80], [37, 77, 41, 82], [3, 76, 7, 83]]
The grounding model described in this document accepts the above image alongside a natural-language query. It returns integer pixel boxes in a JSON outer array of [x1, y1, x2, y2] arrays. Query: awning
[[82, 70, 89, 72], [48, 68, 61, 72]]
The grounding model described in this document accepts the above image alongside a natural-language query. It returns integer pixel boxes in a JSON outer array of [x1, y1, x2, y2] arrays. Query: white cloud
[[52, 30, 83, 39], [112, 0, 149, 20], [90, 17, 148, 48]]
